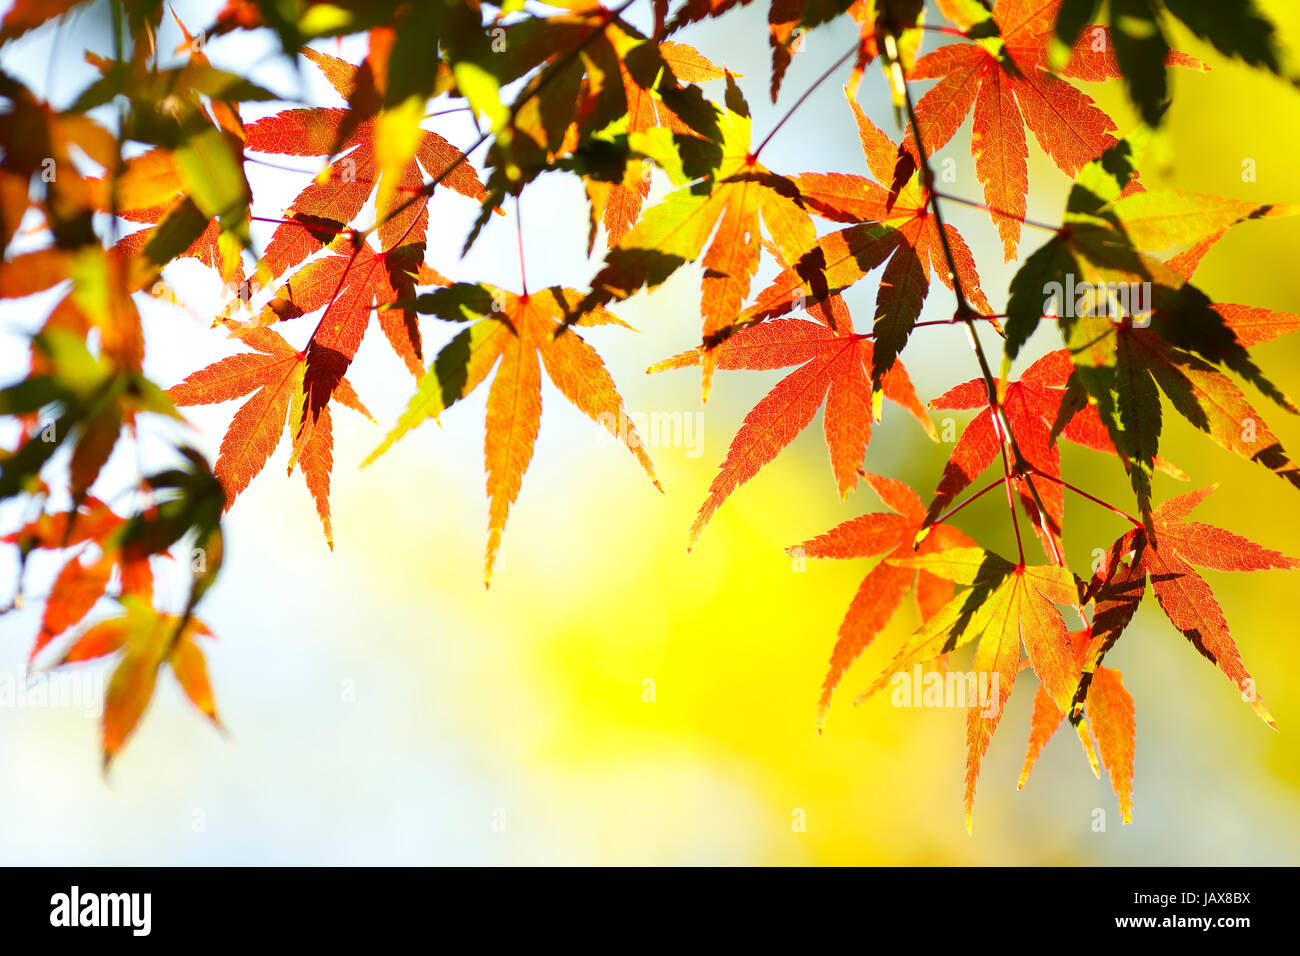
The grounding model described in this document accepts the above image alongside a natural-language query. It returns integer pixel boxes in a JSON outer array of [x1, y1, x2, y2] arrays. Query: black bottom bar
[[2, 865, 1291, 941]]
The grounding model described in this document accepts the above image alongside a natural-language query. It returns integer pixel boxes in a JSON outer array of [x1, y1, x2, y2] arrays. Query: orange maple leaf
[[586, 74, 817, 399], [243, 47, 486, 284], [924, 349, 1182, 560], [791, 472, 978, 731], [742, 89, 992, 388], [1019, 628, 1134, 824], [167, 326, 371, 547], [869, 547, 1084, 830], [900, 0, 1205, 258], [653, 292, 933, 547], [366, 284, 660, 583]]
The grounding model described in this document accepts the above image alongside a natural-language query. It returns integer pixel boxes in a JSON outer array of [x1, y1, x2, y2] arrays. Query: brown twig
[[888, 32, 1063, 567]]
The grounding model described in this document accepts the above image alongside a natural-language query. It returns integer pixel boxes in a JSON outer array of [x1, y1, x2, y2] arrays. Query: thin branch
[[1023, 466, 1144, 528], [912, 315, 1004, 330], [515, 195, 528, 297], [1000, 447, 1027, 565], [284, 0, 648, 385], [250, 216, 354, 237], [244, 152, 326, 175], [365, 0, 641, 244], [857, 315, 1001, 338], [754, 42, 860, 158], [919, 24, 967, 37], [927, 475, 1005, 528], [890, 32, 1055, 567], [933, 190, 1060, 233]]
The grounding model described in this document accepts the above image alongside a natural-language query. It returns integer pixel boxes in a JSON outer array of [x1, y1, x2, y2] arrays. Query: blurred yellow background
[[2, 0, 1300, 864]]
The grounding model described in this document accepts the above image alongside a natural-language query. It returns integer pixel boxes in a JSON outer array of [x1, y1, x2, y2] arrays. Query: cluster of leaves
[[1, 0, 1298, 829]]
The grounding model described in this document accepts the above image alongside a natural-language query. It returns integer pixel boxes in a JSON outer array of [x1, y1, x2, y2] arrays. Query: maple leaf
[[1, 449, 226, 765], [667, 0, 759, 32], [0, 496, 153, 663], [926, 355, 1068, 558], [767, 0, 874, 101], [1076, 486, 1298, 731], [904, 0, 1204, 259], [236, 51, 490, 467], [1068, 552, 1144, 721], [653, 293, 933, 547], [0, 67, 116, 257], [75, 595, 222, 770], [258, 234, 424, 400], [204, 3, 476, 233], [166, 326, 372, 547], [1, 496, 122, 555], [0, 310, 183, 503], [456, 0, 725, 240], [1018, 628, 1135, 824], [1004, 137, 1300, 514], [924, 348, 1182, 559], [76, 18, 266, 274], [0, 0, 88, 44], [584, 40, 726, 252], [34, 552, 119, 659], [103, 144, 247, 285], [109, 447, 227, 645], [585, 74, 818, 398], [1161, 229, 1300, 350], [365, 284, 659, 584], [243, 47, 487, 285], [740, 89, 992, 389], [210, 235, 457, 537], [790, 472, 977, 730], [1054, 0, 1282, 126], [329, 7, 476, 220], [768, 0, 811, 102], [867, 546, 1082, 830]]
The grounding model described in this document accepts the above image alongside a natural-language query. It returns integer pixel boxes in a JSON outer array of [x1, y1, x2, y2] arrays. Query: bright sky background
[[2, 0, 1300, 864]]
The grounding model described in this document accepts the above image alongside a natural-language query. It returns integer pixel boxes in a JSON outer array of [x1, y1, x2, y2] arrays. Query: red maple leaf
[[243, 47, 486, 284], [924, 349, 1122, 556], [1082, 486, 1300, 729], [653, 294, 933, 548]]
